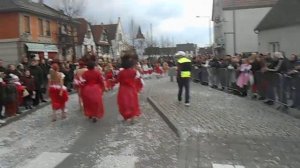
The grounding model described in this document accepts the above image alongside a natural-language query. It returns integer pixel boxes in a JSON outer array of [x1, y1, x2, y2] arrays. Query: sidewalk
[[148, 78, 300, 168]]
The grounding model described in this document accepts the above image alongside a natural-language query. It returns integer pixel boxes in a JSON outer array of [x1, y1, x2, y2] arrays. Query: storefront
[[25, 43, 59, 60]]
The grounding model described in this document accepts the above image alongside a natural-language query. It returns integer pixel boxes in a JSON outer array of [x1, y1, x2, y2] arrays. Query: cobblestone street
[[148, 78, 300, 168]]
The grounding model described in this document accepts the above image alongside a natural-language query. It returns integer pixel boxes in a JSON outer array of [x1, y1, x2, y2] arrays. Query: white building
[[103, 18, 126, 58], [134, 26, 146, 59], [75, 18, 96, 58], [212, 0, 278, 56], [255, 0, 300, 57]]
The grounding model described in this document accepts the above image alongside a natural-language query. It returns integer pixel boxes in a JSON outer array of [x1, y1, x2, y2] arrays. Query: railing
[[191, 65, 300, 110]]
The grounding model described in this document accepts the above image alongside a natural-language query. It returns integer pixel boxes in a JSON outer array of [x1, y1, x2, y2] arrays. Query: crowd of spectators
[[191, 52, 300, 109]]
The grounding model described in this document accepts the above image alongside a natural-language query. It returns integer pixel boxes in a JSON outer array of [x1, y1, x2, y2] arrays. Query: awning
[[45, 45, 58, 52], [25, 43, 58, 52]]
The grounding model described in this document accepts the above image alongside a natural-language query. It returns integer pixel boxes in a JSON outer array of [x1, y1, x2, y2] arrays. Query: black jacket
[[29, 65, 43, 90]]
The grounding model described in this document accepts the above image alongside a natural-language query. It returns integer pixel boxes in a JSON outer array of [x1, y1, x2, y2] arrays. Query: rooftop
[[223, 0, 278, 10]]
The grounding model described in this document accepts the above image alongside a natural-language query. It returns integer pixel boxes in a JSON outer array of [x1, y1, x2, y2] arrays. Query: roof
[[102, 24, 118, 42], [223, 0, 278, 10], [91, 25, 104, 44], [75, 18, 89, 44], [255, 0, 300, 31], [136, 26, 145, 39], [0, 0, 69, 20], [91, 25, 110, 46]]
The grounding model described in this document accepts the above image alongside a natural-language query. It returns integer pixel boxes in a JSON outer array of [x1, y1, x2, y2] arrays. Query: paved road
[[0, 84, 178, 168], [149, 78, 300, 168]]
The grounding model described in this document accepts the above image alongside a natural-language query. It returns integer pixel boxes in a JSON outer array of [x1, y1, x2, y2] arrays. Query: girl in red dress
[[81, 61, 105, 123], [104, 63, 115, 91], [48, 63, 69, 122], [154, 62, 163, 78], [117, 53, 143, 124], [73, 60, 87, 111]]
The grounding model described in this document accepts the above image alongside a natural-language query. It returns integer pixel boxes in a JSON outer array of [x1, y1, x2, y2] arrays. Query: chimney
[[118, 17, 121, 23]]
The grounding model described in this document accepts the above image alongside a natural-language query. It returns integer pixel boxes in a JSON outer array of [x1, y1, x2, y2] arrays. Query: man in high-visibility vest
[[176, 51, 192, 106]]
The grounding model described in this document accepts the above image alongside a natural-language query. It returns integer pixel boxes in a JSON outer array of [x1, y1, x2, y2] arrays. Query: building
[[0, 0, 78, 64], [91, 24, 111, 59], [176, 43, 197, 56], [134, 26, 146, 59], [102, 18, 126, 58], [255, 0, 300, 57], [75, 18, 96, 58], [212, 0, 278, 56]]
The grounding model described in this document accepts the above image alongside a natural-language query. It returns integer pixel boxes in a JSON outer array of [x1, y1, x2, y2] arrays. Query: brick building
[[0, 0, 78, 64]]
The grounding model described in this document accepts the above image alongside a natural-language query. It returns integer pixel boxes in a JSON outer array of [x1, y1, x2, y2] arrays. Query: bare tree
[[53, 0, 86, 17]]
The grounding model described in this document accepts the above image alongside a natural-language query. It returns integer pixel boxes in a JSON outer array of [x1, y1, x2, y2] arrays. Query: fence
[[191, 65, 300, 109]]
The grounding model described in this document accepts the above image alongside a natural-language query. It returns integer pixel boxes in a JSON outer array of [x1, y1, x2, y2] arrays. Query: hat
[[9, 74, 19, 80], [175, 51, 186, 57]]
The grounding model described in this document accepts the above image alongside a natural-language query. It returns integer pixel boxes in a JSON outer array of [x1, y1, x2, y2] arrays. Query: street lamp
[[196, 16, 214, 55]]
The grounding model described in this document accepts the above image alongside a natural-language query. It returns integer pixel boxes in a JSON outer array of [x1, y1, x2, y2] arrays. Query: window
[[38, 18, 43, 36], [24, 16, 30, 33], [46, 20, 51, 36], [269, 42, 280, 53]]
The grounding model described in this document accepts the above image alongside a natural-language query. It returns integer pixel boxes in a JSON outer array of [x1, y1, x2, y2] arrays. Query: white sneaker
[[185, 103, 190, 106]]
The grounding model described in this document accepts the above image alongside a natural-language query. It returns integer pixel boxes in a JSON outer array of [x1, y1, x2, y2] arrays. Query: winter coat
[[29, 65, 43, 90]]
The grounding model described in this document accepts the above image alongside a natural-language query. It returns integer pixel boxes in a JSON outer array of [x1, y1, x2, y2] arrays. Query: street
[[0, 81, 178, 168]]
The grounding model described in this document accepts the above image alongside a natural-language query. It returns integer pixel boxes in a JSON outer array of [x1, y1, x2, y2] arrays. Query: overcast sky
[[45, 0, 213, 47]]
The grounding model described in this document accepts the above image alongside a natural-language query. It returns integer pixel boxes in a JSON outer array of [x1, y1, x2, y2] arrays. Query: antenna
[[150, 23, 153, 47]]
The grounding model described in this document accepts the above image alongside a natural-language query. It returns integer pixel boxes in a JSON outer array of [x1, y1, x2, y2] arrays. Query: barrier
[[191, 65, 300, 109]]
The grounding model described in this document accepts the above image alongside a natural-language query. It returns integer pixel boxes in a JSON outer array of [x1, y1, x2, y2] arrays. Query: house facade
[[75, 18, 96, 58], [255, 0, 300, 57], [212, 0, 278, 56], [91, 25, 111, 59], [103, 18, 126, 58], [176, 43, 197, 56], [0, 0, 77, 64]]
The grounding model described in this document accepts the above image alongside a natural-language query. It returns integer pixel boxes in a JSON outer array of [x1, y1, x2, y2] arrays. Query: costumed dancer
[[117, 53, 143, 124], [73, 60, 87, 110], [104, 63, 115, 91], [48, 63, 69, 122], [81, 61, 105, 123]]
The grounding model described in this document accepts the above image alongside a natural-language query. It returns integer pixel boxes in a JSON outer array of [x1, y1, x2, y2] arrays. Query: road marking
[[97, 155, 138, 168], [212, 164, 245, 168], [22, 152, 71, 168]]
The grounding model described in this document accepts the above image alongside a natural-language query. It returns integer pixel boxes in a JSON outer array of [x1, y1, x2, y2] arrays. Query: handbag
[[23, 89, 30, 97]]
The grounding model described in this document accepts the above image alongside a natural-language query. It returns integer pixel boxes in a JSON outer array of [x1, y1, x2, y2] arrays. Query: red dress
[[154, 65, 163, 75], [117, 68, 142, 120], [48, 73, 69, 110], [15, 82, 25, 106], [81, 69, 105, 119]]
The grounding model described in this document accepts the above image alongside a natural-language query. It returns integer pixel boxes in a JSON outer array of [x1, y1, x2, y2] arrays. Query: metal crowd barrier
[[192, 65, 300, 109]]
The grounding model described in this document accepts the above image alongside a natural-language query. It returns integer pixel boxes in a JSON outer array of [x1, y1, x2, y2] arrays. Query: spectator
[[249, 53, 262, 99], [6, 64, 21, 77], [287, 54, 300, 108], [21, 70, 36, 109], [29, 59, 44, 106], [264, 52, 288, 105], [39, 59, 50, 97], [17, 63, 25, 76], [0, 59, 6, 74], [236, 58, 253, 97], [21, 56, 30, 70], [62, 63, 74, 92], [4, 75, 19, 117], [0, 73, 5, 119]]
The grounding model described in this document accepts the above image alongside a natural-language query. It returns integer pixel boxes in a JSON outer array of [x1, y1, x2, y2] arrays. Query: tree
[[53, 0, 86, 17]]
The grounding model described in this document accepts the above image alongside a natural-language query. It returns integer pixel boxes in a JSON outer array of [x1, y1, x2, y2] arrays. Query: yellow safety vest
[[178, 57, 191, 78]]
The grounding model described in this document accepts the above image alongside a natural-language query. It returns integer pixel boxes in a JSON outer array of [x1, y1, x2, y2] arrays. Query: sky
[[45, 0, 213, 47]]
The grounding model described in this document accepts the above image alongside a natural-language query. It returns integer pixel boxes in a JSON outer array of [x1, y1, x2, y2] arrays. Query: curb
[[147, 96, 182, 138], [0, 102, 50, 128]]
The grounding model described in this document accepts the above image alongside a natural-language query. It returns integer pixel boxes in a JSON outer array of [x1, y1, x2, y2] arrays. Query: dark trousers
[[177, 78, 190, 103], [0, 102, 4, 118], [33, 89, 41, 106]]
